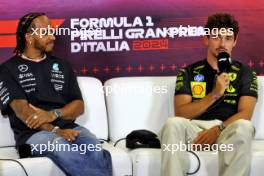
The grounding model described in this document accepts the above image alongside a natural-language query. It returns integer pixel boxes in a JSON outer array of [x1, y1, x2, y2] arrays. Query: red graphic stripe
[[0, 19, 65, 48], [0, 35, 16, 48], [0, 19, 65, 34], [50, 19, 65, 28], [0, 20, 18, 34]]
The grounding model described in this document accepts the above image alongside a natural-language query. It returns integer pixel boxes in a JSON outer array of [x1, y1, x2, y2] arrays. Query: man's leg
[[217, 119, 254, 176], [159, 117, 202, 176], [26, 126, 112, 176], [72, 126, 112, 176]]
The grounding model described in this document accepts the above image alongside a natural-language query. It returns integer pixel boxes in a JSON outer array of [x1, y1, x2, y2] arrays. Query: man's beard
[[34, 41, 53, 54]]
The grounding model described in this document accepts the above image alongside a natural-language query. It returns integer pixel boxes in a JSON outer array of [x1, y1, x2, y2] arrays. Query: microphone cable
[[0, 146, 29, 176]]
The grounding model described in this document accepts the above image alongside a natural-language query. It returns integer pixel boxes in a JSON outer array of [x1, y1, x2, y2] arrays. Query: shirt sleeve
[[65, 62, 83, 101], [175, 68, 192, 96], [0, 66, 27, 114], [239, 66, 258, 98]]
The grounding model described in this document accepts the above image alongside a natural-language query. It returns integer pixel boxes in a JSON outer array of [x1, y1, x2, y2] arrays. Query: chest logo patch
[[194, 74, 204, 82], [191, 81, 206, 98], [226, 85, 236, 93], [229, 73, 237, 82], [18, 64, 28, 72], [0, 81, 3, 90], [52, 63, 59, 71]]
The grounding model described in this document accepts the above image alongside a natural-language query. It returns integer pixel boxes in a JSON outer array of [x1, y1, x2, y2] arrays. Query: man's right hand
[[56, 129, 81, 142], [26, 104, 56, 129], [213, 73, 230, 96]]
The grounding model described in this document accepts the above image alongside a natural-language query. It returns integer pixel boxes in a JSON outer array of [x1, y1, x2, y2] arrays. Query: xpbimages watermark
[[29, 25, 234, 39], [163, 141, 234, 154], [30, 141, 102, 155]]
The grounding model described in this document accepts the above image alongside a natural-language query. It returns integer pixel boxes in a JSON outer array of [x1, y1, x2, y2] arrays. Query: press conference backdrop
[[0, 0, 263, 81]]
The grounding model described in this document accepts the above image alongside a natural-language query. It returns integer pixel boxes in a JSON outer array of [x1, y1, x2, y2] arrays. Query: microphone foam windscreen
[[217, 52, 231, 73]]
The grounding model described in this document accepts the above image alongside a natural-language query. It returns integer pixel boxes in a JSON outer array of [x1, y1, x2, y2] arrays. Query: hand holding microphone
[[213, 73, 230, 97], [217, 52, 231, 74], [212, 52, 231, 98]]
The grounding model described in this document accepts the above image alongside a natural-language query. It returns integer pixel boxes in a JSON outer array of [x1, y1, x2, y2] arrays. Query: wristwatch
[[218, 122, 226, 132], [51, 126, 60, 133], [53, 109, 62, 119]]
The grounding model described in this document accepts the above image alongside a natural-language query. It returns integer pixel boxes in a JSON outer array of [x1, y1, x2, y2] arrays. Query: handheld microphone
[[217, 52, 231, 74]]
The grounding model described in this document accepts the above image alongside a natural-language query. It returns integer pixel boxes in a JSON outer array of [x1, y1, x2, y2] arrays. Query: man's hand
[[213, 73, 230, 96], [26, 104, 56, 129], [56, 129, 81, 142], [192, 126, 220, 146]]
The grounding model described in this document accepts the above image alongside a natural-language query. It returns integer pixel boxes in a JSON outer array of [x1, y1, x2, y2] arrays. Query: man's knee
[[162, 117, 189, 133], [232, 119, 254, 133], [225, 119, 254, 140]]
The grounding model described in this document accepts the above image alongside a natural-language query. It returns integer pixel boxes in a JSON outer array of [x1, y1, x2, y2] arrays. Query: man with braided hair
[[0, 12, 112, 176]]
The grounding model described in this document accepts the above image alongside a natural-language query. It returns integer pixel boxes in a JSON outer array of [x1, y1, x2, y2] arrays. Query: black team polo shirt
[[0, 55, 83, 146], [175, 59, 258, 121]]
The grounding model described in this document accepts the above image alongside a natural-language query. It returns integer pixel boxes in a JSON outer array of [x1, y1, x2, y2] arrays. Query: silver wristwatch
[[51, 126, 60, 133], [219, 122, 226, 132], [53, 109, 62, 119]]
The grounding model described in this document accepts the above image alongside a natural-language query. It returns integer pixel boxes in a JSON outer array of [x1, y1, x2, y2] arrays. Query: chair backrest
[[105, 76, 176, 142], [76, 77, 108, 140], [1, 75, 262, 146], [0, 114, 15, 147], [252, 76, 264, 139], [0, 77, 109, 147]]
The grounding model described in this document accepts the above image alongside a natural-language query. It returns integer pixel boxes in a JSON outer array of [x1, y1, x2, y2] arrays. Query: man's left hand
[[26, 104, 56, 129]]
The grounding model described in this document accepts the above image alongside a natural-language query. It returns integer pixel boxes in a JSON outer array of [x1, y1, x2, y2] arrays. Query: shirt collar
[[21, 54, 47, 62]]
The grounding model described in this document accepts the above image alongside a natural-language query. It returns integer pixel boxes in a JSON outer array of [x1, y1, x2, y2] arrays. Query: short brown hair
[[205, 13, 239, 39]]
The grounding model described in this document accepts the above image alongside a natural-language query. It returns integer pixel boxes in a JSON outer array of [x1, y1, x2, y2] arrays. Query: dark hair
[[14, 12, 45, 56], [205, 13, 239, 39]]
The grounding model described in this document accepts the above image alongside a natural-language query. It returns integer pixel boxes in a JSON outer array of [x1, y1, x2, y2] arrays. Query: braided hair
[[14, 12, 45, 56]]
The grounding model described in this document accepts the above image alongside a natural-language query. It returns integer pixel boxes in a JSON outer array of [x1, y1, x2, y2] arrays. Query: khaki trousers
[[159, 117, 255, 176]]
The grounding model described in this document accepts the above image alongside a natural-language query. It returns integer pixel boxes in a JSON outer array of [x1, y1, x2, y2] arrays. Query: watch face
[[220, 124, 225, 131], [54, 109, 62, 118]]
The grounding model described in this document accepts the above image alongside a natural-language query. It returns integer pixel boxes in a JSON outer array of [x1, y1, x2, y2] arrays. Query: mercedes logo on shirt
[[18, 64, 28, 72], [52, 63, 59, 71]]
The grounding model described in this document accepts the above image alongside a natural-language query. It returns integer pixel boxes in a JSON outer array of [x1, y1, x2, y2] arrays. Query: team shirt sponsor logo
[[0, 81, 3, 90], [194, 74, 204, 82], [18, 64, 28, 72], [0, 87, 8, 97], [25, 88, 36, 93], [226, 85, 236, 93], [228, 73, 237, 82], [18, 73, 34, 79], [0, 91, 10, 104], [52, 63, 59, 71], [250, 71, 258, 93], [0, 81, 9, 105], [17, 65, 37, 93], [51, 63, 65, 92], [191, 81, 206, 98], [54, 84, 63, 91]]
